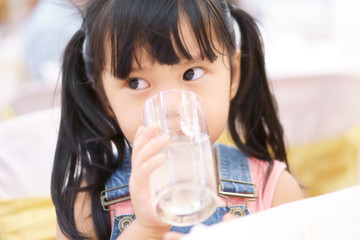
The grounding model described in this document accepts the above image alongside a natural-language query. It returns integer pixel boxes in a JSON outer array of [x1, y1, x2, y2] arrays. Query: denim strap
[[104, 148, 131, 201], [214, 143, 255, 195]]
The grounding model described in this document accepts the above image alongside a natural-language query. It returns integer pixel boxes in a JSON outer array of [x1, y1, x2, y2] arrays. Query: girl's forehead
[[130, 19, 209, 68]]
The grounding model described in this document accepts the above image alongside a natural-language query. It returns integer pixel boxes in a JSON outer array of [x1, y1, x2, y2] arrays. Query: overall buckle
[[100, 185, 131, 211], [218, 178, 257, 217], [218, 178, 258, 199], [100, 185, 134, 232]]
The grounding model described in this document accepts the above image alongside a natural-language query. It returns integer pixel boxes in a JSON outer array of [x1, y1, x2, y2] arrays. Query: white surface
[[182, 186, 360, 240], [0, 108, 60, 199]]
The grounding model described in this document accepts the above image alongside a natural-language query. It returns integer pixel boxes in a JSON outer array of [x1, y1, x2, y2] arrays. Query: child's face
[[102, 21, 240, 145]]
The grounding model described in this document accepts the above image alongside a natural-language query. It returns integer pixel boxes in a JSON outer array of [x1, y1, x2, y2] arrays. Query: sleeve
[[262, 160, 287, 209]]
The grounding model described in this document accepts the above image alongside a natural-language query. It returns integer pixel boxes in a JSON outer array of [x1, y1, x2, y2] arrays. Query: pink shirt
[[109, 158, 286, 219]]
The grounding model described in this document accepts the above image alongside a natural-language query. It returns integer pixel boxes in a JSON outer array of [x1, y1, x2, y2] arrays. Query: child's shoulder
[[247, 156, 303, 208], [248, 157, 287, 194]]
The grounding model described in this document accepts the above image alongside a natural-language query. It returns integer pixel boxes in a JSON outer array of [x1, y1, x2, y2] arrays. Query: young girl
[[51, 0, 303, 239]]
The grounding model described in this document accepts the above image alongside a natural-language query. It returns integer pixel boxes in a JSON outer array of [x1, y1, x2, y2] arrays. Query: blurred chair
[[8, 82, 61, 116], [0, 107, 59, 199]]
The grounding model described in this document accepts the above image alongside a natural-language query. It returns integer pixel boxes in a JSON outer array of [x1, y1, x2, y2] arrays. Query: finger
[[139, 153, 166, 176], [131, 153, 166, 188], [135, 125, 146, 139], [134, 153, 166, 179], [163, 231, 185, 240], [133, 134, 169, 169], [133, 124, 158, 151], [222, 213, 236, 222], [132, 124, 159, 159]]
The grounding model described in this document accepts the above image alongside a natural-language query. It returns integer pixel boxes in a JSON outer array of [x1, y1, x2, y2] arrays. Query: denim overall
[[101, 143, 257, 240]]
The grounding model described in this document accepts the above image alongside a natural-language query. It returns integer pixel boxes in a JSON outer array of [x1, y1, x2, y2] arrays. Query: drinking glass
[[143, 89, 217, 226]]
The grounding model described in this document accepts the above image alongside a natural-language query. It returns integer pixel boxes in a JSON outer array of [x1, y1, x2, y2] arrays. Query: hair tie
[[81, 28, 90, 66], [232, 17, 241, 50], [81, 28, 95, 85], [225, 1, 241, 50]]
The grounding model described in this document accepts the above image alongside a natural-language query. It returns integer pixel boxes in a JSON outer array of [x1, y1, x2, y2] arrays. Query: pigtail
[[51, 29, 124, 239], [228, 6, 288, 167]]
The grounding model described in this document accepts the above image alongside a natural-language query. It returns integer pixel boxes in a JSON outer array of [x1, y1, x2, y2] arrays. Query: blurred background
[[237, 0, 360, 197], [0, 0, 359, 238]]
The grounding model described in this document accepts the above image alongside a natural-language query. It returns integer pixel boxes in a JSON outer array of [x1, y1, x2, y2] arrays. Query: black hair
[[51, 0, 287, 239]]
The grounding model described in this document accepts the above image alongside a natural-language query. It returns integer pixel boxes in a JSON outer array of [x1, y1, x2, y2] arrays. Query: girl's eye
[[127, 78, 150, 90], [183, 67, 204, 81]]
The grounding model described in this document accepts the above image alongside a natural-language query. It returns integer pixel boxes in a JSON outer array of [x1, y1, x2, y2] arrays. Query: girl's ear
[[230, 49, 241, 100]]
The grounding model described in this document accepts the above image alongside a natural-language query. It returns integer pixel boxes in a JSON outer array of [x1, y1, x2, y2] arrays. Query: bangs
[[86, 0, 234, 79]]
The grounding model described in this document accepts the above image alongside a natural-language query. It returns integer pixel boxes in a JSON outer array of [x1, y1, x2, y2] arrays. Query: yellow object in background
[[0, 105, 16, 122], [288, 124, 360, 197], [0, 197, 56, 240]]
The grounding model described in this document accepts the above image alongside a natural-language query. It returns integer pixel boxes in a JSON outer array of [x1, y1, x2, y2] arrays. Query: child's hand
[[128, 124, 171, 234]]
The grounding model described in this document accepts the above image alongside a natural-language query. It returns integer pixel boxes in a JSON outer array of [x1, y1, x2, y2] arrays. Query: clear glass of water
[[143, 89, 217, 226]]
